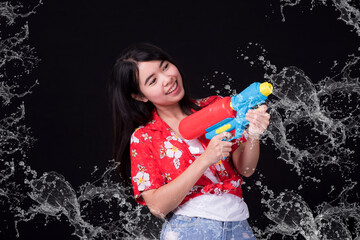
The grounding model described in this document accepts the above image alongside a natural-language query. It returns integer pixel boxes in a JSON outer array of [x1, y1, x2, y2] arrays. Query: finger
[[222, 146, 233, 153], [246, 113, 261, 122], [250, 105, 267, 113], [248, 113, 268, 126], [218, 131, 233, 140], [246, 111, 270, 122], [215, 132, 229, 139], [249, 120, 269, 134], [212, 132, 226, 141], [221, 142, 233, 149], [250, 116, 269, 127], [248, 107, 269, 115], [251, 114, 270, 125], [259, 104, 268, 111], [221, 151, 230, 159]]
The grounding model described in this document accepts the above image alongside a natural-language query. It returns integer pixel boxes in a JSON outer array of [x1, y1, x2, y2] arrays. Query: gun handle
[[205, 118, 236, 140]]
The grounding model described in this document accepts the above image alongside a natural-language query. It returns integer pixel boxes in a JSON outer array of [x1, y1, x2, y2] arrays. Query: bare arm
[[141, 155, 208, 218], [232, 137, 260, 177], [232, 105, 270, 177], [141, 132, 233, 218]]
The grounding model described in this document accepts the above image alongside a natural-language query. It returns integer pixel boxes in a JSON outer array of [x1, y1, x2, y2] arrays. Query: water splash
[[267, 62, 359, 174], [1, 1, 360, 239], [237, 42, 359, 176], [280, 0, 360, 37], [1, 1, 163, 239], [236, 42, 277, 75], [0, 1, 42, 26], [202, 71, 237, 96], [24, 162, 163, 239], [0, 2, 41, 238], [229, 3, 360, 237], [252, 181, 360, 239]]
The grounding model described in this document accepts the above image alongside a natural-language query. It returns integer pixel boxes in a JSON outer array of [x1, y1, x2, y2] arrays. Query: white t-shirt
[[173, 138, 249, 221]]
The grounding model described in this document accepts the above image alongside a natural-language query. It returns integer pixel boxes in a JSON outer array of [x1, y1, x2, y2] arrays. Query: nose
[[160, 73, 173, 86]]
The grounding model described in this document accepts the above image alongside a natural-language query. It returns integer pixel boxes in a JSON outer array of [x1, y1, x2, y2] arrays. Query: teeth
[[167, 82, 177, 94]]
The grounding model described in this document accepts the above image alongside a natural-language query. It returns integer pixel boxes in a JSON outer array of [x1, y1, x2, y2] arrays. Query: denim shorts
[[160, 214, 257, 240]]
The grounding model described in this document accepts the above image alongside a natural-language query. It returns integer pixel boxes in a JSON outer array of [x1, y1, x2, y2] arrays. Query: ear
[[131, 93, 149, 103]]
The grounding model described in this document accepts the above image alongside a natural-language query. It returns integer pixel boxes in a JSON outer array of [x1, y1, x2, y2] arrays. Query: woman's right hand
[[200, 132, 234, 166]]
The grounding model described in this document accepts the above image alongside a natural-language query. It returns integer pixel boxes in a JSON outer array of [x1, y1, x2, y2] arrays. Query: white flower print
[[137, 164, 146, 172], [231, 179, 241, 188], [234, 138, 241, 146], [215, 160, 226, 172], [214, 188, 222, 195], [234, 130, 248, 145], [131, 149, 138, 158], [188, 186, 201, 195], [215, 160, 229, 177], [243, 130, 249, 140], [173, 158, 180, 169], [133, 170, 151, 191], [166, 131, 182, 143], [159, 147, 166, 159], [130, 134, 139, 144], [142, 133, 152, 141], [164, 141, 182, 159], [195, 97, 209, 107], [164, 173, 172, 181]]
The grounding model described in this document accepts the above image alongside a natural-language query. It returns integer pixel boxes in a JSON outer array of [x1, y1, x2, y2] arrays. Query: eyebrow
[[144, 60, 165, 86]]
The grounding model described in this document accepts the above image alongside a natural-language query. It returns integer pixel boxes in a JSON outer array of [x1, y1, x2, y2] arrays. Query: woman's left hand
[[245, 105, 270, 139]]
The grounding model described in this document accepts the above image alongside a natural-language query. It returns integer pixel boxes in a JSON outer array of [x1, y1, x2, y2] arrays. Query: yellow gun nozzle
[[260, 82, 273, 96]]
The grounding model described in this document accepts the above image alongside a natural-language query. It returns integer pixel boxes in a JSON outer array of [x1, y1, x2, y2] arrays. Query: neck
[[156, 104, 188, 138], [156, 103, 187, 122]]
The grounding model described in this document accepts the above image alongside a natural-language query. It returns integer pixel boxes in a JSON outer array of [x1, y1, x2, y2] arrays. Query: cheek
[[169, 67, 179, 75], [143, 88, 164, 100], [152, 90, 164, 98], [169, 66, 181, 76]]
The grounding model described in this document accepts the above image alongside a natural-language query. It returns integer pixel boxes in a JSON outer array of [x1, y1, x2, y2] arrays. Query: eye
[[163, 63, 169, 71], [149, 78, 156, 85]]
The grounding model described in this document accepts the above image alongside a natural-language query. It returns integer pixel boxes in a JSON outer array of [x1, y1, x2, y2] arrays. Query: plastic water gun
[[179, 82, 273, 141]]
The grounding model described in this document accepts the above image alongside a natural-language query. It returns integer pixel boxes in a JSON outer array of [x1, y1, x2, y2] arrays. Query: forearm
[[233, 104, 269, 177], [232, 137, 260, 177], [142, 156, 209, 218]]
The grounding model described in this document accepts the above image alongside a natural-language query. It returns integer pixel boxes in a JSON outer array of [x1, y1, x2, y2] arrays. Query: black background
[[5, 0, 359, 239], [26, 1, 357, 182]]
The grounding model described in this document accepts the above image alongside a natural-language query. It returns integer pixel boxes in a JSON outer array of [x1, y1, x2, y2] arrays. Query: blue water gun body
[[205, 82, 273, 141]]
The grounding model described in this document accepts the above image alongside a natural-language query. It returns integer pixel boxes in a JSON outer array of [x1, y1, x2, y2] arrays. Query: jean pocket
[[168, 215, 201, 228], [240, 220, 256, 239]]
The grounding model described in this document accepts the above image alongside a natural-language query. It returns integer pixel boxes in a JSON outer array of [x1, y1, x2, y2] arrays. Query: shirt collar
[[145, 108, 209, 143], [143, 108, 171, 132]]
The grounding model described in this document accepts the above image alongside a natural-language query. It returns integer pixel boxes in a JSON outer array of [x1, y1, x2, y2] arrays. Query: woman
[[108, 42, 270, 239]]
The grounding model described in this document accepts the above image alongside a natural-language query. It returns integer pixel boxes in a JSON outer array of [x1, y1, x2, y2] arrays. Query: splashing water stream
[[1, 1, 359, 239]]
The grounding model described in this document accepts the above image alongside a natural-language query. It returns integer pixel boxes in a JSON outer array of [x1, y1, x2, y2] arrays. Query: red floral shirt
[[130, 96, 248, 206]]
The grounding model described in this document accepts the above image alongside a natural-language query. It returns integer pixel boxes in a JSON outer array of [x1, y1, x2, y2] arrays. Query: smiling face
[[133, 60, 185, 110]]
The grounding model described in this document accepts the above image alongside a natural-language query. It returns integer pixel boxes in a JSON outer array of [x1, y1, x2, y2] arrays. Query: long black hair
[[108, 42, 201, 186]]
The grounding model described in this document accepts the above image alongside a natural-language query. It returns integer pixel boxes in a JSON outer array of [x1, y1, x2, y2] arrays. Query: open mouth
[[166, 81, 178, 95]]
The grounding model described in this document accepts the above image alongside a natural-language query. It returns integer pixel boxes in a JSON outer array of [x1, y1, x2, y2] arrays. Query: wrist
[[195, 154, 212, 171], [247, 134, 260, 140]]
